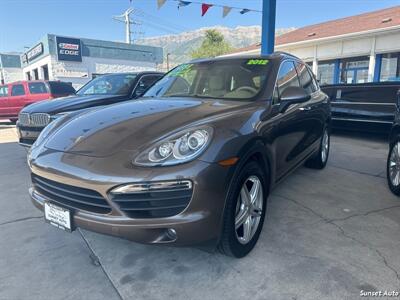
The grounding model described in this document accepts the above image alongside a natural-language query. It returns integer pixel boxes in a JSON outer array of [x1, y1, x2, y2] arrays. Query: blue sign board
[[56, 36, 82, 62]]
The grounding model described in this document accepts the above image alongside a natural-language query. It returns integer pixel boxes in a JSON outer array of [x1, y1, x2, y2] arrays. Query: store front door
[[341, 67, 369, 84]]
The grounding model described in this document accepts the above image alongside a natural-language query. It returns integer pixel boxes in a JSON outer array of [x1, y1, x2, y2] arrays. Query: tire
[[305, 126, 330, 169], [218, 160, 268, 258], [387, 136, 400, 196]]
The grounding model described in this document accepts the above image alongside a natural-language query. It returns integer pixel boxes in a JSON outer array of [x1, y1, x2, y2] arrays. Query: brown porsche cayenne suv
[[28, 53, 330, 257]]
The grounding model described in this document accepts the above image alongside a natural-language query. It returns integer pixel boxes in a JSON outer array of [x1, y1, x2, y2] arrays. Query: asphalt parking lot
[[0, 121, 399, 300]]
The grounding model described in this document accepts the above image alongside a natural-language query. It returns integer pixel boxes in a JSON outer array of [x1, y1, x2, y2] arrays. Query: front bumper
[[28, 148, 232, 246], [16, 122, 44, 147]]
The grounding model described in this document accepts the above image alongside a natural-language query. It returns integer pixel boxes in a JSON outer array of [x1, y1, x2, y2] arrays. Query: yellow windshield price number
[[247, 59, 269, 65]]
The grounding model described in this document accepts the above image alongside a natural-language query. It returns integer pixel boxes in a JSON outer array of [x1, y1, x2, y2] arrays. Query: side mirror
[[279, 86, 311, 113]]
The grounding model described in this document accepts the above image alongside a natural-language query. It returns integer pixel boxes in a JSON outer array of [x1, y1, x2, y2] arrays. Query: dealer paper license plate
[[44, 202, 72, 232]]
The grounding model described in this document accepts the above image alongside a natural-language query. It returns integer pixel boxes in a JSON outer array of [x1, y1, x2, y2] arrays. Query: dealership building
[[0, 34, 163, 88], [0, 53, 23, 84], [225, 6, 400, 85]]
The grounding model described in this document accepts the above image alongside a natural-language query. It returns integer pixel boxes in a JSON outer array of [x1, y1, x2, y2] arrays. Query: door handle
[[299, 106, 312, 111]]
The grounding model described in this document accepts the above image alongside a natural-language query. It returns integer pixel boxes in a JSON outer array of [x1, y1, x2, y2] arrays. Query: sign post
[[261, 0, 277, 55]]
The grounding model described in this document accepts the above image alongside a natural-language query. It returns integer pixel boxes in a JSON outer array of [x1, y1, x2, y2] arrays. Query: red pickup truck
[[0, 80, 76, 122]]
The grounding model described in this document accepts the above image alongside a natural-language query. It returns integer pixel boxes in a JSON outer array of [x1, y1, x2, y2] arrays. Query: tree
[[191, 29, 233, 59]]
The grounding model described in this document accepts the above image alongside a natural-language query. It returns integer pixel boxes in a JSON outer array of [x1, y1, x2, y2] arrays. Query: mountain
[[135, 26, 295, 68]]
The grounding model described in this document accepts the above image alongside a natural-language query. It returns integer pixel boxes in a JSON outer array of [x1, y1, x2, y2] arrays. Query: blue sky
[[0, 0, 399, 52]]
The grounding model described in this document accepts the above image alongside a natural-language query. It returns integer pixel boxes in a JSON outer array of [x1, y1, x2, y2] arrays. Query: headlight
[[134, 126, 213, 166]]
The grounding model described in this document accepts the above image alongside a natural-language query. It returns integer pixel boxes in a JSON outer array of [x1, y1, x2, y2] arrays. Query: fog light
[[166, 228, 177, 240]]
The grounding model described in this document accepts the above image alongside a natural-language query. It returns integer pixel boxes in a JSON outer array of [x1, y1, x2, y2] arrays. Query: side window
[[11, 84, 25, 96], [306, 66, 319, 92], [0, 86, 8, 97], [295, 62, 314, 94], [135, 75, 161, 97], [28, 82, 48, 94], [273, 61, 300, 104]]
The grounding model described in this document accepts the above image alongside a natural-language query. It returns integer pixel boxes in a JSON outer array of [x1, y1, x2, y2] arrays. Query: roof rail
[[273, 51, 300, 59]]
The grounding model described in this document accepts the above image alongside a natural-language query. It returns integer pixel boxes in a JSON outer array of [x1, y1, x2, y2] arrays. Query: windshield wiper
[[163, 93, 191, 97], [163, 93, 217, 99]]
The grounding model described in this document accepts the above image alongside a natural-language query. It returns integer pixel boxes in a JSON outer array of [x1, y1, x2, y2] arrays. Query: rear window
[[0, 86, 8, 97], [48, 82, 76, 95], [28, 82, 48, 94]]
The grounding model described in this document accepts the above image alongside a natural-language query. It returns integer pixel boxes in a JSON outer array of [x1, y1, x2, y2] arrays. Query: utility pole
[[113, 8, 141, 44], [166, 53, 171, 71], [124, 10, 132, 44]]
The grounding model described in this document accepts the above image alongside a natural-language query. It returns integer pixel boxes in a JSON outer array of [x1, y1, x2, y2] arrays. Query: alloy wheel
[[235, 176, 264, 245], [321, 129, 329, 163], [389, 142, 400, 187]]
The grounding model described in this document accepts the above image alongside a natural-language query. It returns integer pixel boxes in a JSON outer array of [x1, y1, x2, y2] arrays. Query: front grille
[[30, 113, 50, 127], [18, 113, 30, 126], [18, 113, 50, 127], [110, 186, 193, 218], [31, 174, 112, 214]]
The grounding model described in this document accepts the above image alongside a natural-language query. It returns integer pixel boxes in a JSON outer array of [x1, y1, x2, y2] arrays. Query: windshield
[[144, 59, 272, 100], [77, 73, 137, 96]]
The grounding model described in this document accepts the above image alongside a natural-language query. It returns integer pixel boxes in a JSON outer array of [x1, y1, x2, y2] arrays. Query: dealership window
[[380, 52, 400, 82], [26, 72, 31, 81], [339, 56, 369, 84], [317, 60, 335, 85], [42, 65, 49, 80], [33, 68, 39, 80]]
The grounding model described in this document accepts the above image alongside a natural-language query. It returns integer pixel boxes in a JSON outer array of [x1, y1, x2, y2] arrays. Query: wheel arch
[[217, 137, 273, 244], [233, 138, 273, 194]]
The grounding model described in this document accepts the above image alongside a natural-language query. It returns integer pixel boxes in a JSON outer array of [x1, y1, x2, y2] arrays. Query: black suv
[[17, 72, 163, 146]]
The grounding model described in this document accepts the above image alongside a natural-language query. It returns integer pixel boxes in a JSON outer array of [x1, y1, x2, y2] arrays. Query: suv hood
[[22, 94, 127, 114], [44, 97, 249, 157]]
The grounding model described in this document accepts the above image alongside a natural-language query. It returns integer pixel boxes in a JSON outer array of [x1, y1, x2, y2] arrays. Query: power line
[[167, 0, 262, 13], [133, 8, 190, 33]]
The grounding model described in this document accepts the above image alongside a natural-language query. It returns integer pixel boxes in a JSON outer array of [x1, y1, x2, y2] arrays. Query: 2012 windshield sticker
[[247, 59, 269, 65]]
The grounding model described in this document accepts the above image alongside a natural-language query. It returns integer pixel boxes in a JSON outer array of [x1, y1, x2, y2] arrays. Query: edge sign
[[56, 36, 82, 62]]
